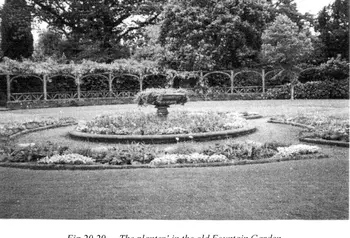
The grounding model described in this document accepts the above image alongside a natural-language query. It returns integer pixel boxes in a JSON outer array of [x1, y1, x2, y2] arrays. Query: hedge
[[266, 79, 349, 99]]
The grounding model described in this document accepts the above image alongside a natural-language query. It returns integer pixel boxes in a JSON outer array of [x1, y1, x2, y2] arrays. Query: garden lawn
[[0, 145, 347, 219], [0, 99, 348, 219]]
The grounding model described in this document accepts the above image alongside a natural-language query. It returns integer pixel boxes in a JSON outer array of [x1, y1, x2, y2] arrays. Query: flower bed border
[[268, 119, 349, 147], [242, 114, 263, 120], [69, 126, 257, 144], [299, 137, 349, 147], [267, 119, 315, 130], [1, 122, 78, 141], [0, 153, 328, 170]]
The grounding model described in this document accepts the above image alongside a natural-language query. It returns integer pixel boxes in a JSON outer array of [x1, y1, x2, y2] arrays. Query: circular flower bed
[[0, 140, 327, 169], [268, 114, 349, 145], [76, 110, 248, 135], [0, 117, 76, 139]]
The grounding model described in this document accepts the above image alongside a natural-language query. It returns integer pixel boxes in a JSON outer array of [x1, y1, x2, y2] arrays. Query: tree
[[27, 0, 165, 59], [129, 24, 171, 65], [1, 0, 34, 60], [36, 30, 63, 58], [315, 0, 349, 61], [270, 0, 313, 29], [261, 14, 313, 99], [159, 0, 272, 70]]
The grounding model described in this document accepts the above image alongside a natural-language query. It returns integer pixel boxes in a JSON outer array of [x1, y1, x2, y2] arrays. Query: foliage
[[35, 30, 63, 58], [261, 14, 313, 99], [0, 141, 69, 163], [315, 0, 349, 60], [0, 0, 34, 60], [159, 0, 271, 70], [0, 138, 324, 166], [261, 14, 313, 69], [38, 154, 95, 165], [150, 153, 228, 166], [27, 0, 164, 61], [202, 140, 281, 161], [270, 0, 314, 29], [130, 24, 170, 64], [76, 110, 248, 135], [265, 79, 349, 99], [276, 144, 319, 157], [298, 56, 349, 83], [0, 57, 162, 77], [134, 88, 189, 106]]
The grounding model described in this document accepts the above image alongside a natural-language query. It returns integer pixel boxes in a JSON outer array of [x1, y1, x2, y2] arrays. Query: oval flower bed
[[0, 140, 327, 169], [0, 117, 77, 140], [268, 114, 349, 147], [70, 110, 255, 143]]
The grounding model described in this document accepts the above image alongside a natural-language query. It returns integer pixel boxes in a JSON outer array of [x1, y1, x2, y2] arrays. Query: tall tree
[[315, 0, 349, 60], [27, 0, 165, 52], [261, 14, 313, 99], [270, 0, 313, 29], [1, 0, 34, 60], [159, 0, 271, 70]]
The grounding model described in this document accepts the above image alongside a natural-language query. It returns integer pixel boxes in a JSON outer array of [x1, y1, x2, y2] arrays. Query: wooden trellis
[[3, 69, 284, 102]]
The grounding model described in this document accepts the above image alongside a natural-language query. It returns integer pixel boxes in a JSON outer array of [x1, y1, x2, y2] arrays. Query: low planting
[[76, 110, 248, 135], [270, 114, 349, 142], [0, 140, 325, 167]]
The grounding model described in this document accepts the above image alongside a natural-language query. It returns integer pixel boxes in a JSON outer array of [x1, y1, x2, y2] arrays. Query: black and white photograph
[[0, 0, 348, 237]]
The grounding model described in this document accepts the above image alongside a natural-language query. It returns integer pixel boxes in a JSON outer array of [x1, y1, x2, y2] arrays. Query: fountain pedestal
[[154, 93, 187, 118]]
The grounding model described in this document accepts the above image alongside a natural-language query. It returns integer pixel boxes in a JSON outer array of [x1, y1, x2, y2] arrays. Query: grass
[[0, 146, 347, 219], [0, 99, 348, 219]]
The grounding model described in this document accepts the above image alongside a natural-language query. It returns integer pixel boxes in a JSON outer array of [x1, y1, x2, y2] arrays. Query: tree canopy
[[261, 14, 313, 69], [159, 0, 272, 70], [315, 0, 349, 60], [27, 0, 165, 57], [1, 0, 34, 60]]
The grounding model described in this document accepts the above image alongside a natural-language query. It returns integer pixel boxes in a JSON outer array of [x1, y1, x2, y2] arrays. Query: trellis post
[[200, 71, 204, 86], [139, 75, 143, 92], [262, 69, 266, 94], [6, 74, 11, 102], [108, 72, 113, 96], [230, 70, 234, 94], [43, 75, 47, 101], [76, 76, 81, 100]]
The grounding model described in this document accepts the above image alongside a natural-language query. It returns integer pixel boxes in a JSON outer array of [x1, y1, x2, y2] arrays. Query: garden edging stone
[[299, 137, 349, 147], [68, 126, 257, 144], [267, 119, 315, 130], [6, 122, 78, 140]]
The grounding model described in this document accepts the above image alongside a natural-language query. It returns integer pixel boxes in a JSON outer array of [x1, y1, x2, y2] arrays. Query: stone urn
[[154, 93, 187, 117]]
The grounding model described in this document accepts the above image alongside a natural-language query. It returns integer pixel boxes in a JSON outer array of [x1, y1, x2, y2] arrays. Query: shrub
[[201, 140, 283, 161], [266, 79, 349, 99], [298, 56, 349, 83], [3, 142, 69, 163]]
